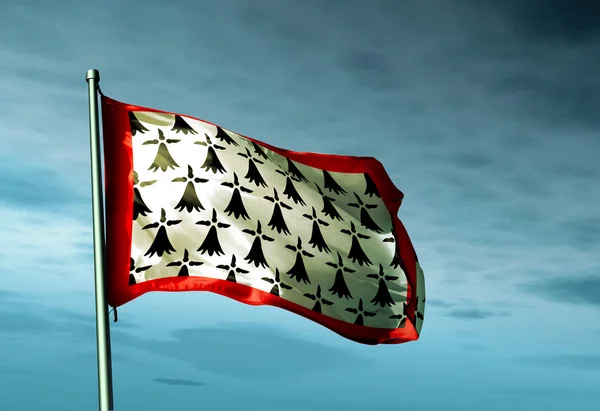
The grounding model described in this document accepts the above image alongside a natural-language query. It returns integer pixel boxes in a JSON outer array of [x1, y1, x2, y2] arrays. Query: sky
[[1, 0, 599, 410]]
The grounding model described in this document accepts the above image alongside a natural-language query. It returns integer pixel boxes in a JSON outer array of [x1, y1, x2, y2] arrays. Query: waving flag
[[101, 95, 425, 345]]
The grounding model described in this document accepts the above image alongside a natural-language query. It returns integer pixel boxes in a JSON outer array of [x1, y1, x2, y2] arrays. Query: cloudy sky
[[1, 0, 599, 410]]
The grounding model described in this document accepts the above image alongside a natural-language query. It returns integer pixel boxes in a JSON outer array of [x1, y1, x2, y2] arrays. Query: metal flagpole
[[86, 69, 115, 411]]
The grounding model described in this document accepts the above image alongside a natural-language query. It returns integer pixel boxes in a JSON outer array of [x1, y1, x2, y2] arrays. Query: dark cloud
[[493, 0, 600, 43], [458, 343, 487, 351], [433, 1, 600, 129], [0, 289, 25, 301], [440, 173, 503, 205], [233, 1, 316, 51], [450, 152, 493, 170], [444, 308, 510, 320], [0, 310, 59, 334], [0, 161, 87, 212], [552, 164, 599, 180], [0, 292, 138, 344], [0, 291, 84, 334], [238, 396, 341, 410], [153, 378, 206, 387], [558, 218, 600, 250], [340, 50, 400, 91], [517, 354, 600, 371], [427, 299, 456, 308], [495, 387, 599, 401], [0, 366, 23, 376], [0, 293, 371, 379], [524, 276, 600, 309], [138, 324, 372, 378], [490, 68, 600, 129]]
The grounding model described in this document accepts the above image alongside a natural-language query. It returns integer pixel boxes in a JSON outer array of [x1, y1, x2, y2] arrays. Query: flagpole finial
[[86, 69, 100, 82]]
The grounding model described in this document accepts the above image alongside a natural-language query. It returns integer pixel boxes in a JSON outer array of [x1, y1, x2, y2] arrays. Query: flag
[[101, 95, 425, 345]]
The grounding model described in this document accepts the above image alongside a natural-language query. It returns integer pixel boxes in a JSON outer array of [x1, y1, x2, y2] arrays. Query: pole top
[[86, 69, 100, 82]]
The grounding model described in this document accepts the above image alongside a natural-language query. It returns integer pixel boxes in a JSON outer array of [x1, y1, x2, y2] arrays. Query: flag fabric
[[101, 95, 425, 345]]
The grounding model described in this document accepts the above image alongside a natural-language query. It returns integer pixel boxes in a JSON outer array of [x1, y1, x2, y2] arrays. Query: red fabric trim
[[101, 95, 420, 345]]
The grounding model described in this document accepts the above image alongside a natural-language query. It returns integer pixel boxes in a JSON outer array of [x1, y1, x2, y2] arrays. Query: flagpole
[[86, 69, 115, 411]]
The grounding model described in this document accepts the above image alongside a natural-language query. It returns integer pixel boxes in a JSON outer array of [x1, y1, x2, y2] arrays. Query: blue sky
[[1, 0, 599, 410]]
